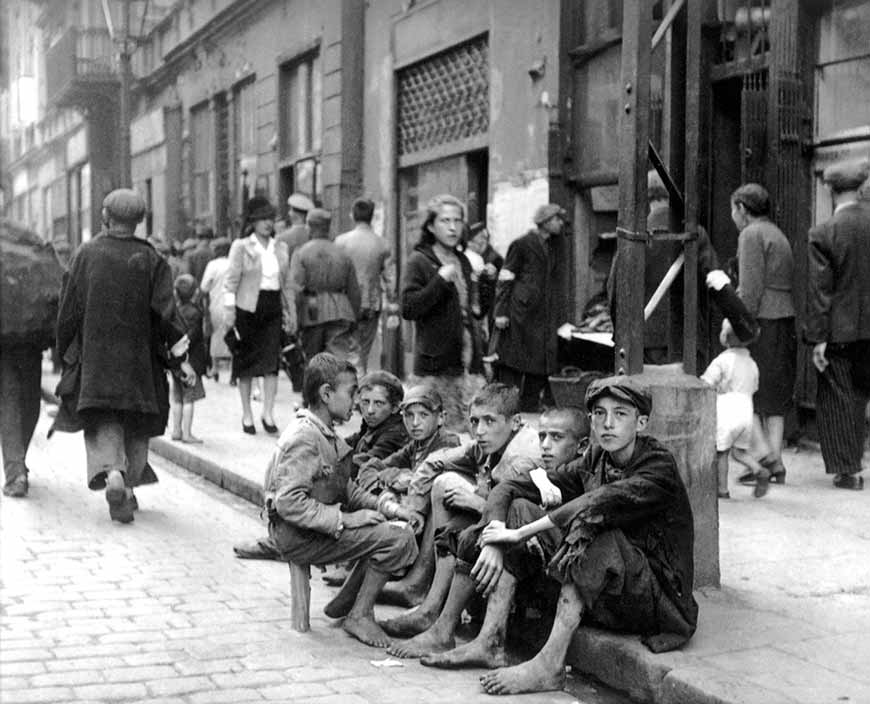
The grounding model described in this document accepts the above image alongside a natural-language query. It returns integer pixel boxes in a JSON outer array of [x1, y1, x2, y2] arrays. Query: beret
[[102, 189, 146, 225], [400, 384, 443, 412], [822, 158, 869, 192], [534, 203, 568, 226], [306, 208, 332, 229], [287, 192, 315, 212], [585, 374, 652, 417], [246, 195, 276, 222]]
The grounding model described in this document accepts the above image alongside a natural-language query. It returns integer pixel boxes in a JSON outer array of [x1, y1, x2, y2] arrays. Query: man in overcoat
[[492, 204, 571, 412], [806, 158, 870, 491], [54, 189, 194, 522]]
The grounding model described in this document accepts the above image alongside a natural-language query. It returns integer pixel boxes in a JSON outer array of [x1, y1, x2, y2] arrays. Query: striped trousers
[[816, 341, 870, 475]]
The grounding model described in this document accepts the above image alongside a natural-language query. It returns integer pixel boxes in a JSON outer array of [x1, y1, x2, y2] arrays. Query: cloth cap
[[822, 158, 870, 192], [102, 189, 146, 225], [174, 273, 197, 301], [306, 208, 332, 229], [287, 192, 315, 212], [359, 370, 404, 404], [400, 384, 443, 412], [585, 374, 652, 417], [246, 195, 276, 222], [534, 203, 568, 226]]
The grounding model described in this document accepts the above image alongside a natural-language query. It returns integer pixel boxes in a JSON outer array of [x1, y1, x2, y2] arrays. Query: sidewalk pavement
[[40, 368, 870, 704]]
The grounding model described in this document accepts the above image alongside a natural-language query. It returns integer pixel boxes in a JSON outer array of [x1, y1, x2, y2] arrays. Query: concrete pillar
[[634, 365, 719, 588]]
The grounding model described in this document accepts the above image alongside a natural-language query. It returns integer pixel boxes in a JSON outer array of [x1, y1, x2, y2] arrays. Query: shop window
[[279, 52, 322, 204]]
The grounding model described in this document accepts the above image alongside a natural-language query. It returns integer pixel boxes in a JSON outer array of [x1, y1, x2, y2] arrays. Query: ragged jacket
[[405, 422, 541, 517], [546, 435, 698, 652], [344, 412, 410, 470], [263, 409, 387, 536], [357, 427, 461, 493]]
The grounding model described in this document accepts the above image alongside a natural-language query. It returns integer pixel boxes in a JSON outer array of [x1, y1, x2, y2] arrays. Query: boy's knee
[[432, 471, 472, 499], [376, 523, 418, 567]]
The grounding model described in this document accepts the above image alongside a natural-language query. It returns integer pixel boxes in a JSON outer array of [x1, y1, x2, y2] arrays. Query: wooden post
[[614, 1, 652, 375], [288, 563, 311, 632]]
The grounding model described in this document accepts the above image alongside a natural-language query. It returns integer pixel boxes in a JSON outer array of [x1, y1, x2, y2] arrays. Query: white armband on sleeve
[[497, 269, 515, 282]]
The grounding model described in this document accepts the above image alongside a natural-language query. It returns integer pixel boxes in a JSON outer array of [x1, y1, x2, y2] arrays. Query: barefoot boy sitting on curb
[[357, 384, 461, 608], [478, 375, 698, 695], [261, 352, 419, 647], [390, 406, 589, 663], [381, 383, 541, 652]]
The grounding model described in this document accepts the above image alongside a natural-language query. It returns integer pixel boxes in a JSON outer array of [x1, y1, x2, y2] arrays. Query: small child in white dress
[[702, 319, 769, 498]]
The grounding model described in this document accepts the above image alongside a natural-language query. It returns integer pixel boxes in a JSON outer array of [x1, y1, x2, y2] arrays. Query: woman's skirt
[[748, 316, 796, 416], [232, 290, 281, 379]]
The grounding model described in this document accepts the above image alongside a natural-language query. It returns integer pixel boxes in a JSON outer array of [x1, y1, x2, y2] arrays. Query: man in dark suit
[[806, 158, 870, 491]]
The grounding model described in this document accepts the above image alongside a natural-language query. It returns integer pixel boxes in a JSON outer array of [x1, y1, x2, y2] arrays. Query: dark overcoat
[[401, 242, 476, 376], [55, 232, 186, 436], [492, 229, 565, 375]]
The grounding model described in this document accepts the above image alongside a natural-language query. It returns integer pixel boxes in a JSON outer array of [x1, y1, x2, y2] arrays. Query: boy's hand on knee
[[444, 485, 484, 513], [341, 509, 385, 529], [471, 545, 504, 597]]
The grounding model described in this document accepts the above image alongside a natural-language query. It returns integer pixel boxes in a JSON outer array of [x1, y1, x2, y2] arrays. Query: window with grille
[[191, 102, 213, 220], [397, 34, 489, 157]]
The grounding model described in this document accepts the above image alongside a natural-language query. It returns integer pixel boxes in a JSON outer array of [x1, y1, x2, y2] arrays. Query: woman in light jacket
[[223, 195, 294, 434], [731, 183, 796, 486]]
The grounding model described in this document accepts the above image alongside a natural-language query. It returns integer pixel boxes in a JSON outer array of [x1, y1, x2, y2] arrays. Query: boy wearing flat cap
[[807, 157, 870, 491], [476, 375, 697, 695], [491, 203, 571, 412]]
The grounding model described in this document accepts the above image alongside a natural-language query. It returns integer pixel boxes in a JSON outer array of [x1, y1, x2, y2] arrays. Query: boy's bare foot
[[386, 627, 454, 658], [421, 637, 509, 669], [181, 434, 203, 444], [379, 580, 427, 608], [479, 657, 565, 695], [379, 608, 437, 638], [343, 615, 392, 648]]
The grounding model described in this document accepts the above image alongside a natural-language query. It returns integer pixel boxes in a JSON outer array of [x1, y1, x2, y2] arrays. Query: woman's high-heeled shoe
[[243, 422, 256, 435], [262, 418, 279, 434]]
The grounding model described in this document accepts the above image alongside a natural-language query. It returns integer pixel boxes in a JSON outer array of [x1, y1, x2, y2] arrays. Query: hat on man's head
[[287, 192, 315, 213], [533, 203, 568, 226], [585, 374, 652, 417], [400, 384, 443, 412], [246, 195, 276, 222], [103, 189, 146, 225], [306, 208, 332, 229], [822, 158, 870, 193]]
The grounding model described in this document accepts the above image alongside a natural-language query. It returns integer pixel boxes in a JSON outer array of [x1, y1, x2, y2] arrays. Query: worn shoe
[[737, 470, 756, 485], [106, 471, 134, 523], [753, 471, 770, 498], [833, 474, 864, 491], [242, 423, 256, 435], [763, 458, 787, 485], [3, 474, 29, 498], [233, 538, 281, 560], [261, 418, 279, 434], [129, 491, 139, 511]]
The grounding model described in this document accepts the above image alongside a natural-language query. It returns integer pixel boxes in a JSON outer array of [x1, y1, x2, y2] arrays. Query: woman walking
[[401, 194, 482, 431], [223, 196, 293, 434], [731, 183, 796, 484]]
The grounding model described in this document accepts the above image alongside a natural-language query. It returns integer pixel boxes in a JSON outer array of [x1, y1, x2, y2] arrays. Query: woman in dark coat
[[223, 196, 294, 435], [401, 194, 482, 431], [731, 183, 796, 484]]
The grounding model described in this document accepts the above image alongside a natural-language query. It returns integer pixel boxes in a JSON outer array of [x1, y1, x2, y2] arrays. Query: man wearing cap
[[184, 225, 215, 285], [288, 208, 361, 363], [477, 375, 697, 694], [806, 158, 870, 491], [54, 188, 195, 523], [276, 192, 315, 261], [492, 203, 571, 412], [335, 198, 398, 375]]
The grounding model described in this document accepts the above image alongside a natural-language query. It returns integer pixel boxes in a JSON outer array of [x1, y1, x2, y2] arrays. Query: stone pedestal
[[635, 364, 719, 588]]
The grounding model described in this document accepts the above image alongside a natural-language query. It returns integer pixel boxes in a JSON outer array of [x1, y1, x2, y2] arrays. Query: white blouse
[[252, 234, 280, 290]]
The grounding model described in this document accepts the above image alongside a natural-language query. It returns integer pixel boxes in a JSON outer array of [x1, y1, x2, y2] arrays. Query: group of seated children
[[249, 351, 698, 696]]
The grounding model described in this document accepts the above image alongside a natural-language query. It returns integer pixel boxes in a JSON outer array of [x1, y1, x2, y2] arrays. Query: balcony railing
[[46, 27, 118, 108]]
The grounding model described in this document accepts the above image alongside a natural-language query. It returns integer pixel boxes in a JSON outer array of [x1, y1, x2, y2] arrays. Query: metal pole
[[614, 1, 652, 375], [118, 0, 132, 187]]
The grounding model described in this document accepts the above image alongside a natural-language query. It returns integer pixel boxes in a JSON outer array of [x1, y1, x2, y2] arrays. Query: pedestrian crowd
[[0, 156, 867, 696]]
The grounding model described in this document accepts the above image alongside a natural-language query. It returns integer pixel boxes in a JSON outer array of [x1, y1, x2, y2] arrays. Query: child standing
[[701, 319, 768, 498], [171, 274, 207, 444]]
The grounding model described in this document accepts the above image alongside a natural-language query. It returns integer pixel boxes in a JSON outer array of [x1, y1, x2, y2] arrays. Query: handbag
[[223, 326, 242, 356], [280, 331, 306, 391]]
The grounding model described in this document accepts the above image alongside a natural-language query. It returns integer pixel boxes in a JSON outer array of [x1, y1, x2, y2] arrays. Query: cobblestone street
[[0, 411, 626, 704]]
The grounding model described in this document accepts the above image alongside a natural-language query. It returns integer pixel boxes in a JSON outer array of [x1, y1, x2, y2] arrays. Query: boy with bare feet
[[396, 407, 589, 664], [357, 384, 461, 608], [262, 352, 419, 647], [478, 376, 698, 695], [381, 383, 541, 654], [170, 274, 207, 444]]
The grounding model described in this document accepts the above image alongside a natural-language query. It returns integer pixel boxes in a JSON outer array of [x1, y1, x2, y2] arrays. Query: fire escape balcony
[[46, 27, 119, 109]]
